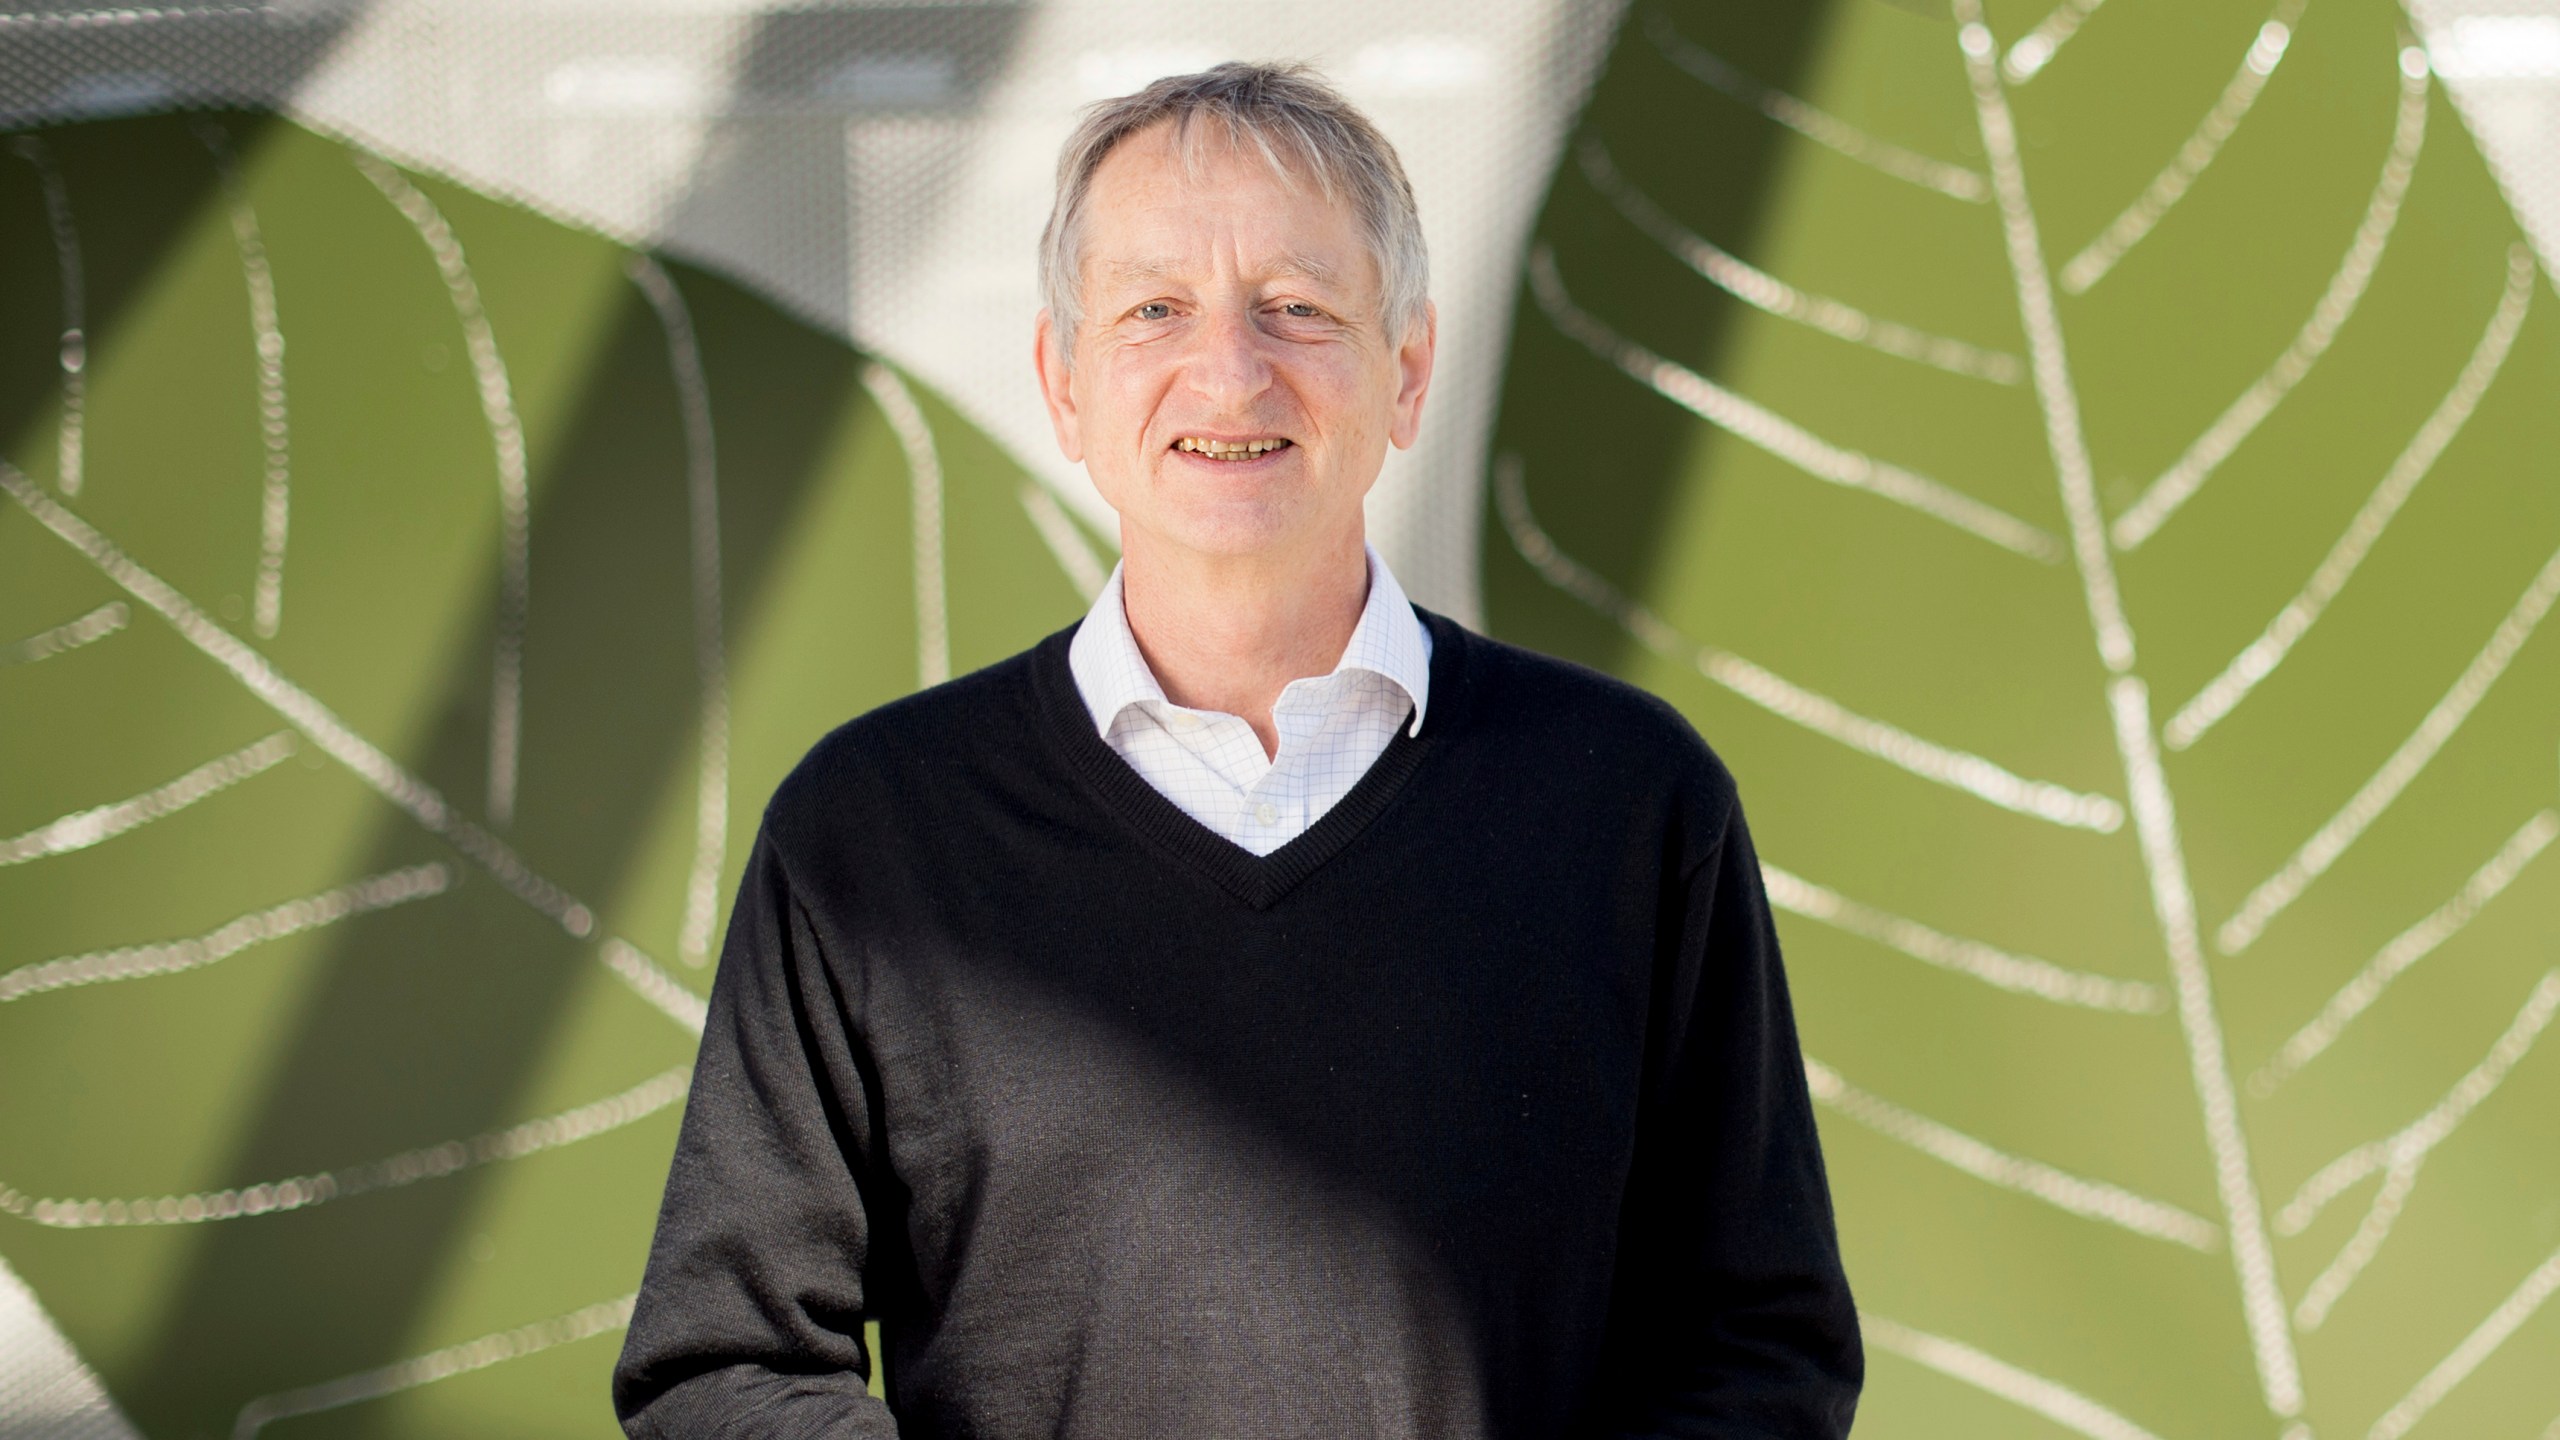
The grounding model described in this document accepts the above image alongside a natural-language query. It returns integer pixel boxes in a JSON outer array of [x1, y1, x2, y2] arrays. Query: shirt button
[[1255, 802, 1278, 826]]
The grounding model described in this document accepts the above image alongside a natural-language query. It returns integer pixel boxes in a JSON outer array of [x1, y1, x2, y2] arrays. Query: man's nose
[[1180, 307, 1275, 411]]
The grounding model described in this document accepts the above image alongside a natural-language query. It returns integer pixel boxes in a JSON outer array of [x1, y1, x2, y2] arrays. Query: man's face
[[1034, 122, 1435, 566]]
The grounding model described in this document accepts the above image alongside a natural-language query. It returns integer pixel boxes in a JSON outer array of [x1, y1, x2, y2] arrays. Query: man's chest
[[832, 840, 1663, 1312]]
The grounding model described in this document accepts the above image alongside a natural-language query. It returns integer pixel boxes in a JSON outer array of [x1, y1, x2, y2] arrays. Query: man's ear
[[1388, 299, 1437, 451], [1033, 308, 1083, 464]]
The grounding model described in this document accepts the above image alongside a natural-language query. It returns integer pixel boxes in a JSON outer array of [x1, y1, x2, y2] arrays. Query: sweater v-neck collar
[[1030, 607, 1467, 911]]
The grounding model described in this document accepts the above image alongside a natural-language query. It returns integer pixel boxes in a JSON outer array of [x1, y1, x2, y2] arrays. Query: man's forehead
[[1096, 250, 1343, 286], [1079, 124, 1374, 286]]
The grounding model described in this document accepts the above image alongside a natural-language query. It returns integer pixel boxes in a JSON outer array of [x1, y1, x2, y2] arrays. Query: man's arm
[[1589, 790, 1863, 1438], [613, 831, 902, 1439]]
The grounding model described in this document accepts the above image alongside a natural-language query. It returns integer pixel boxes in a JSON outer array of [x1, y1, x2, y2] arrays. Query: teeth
[[1175, 437, 1289, 457]]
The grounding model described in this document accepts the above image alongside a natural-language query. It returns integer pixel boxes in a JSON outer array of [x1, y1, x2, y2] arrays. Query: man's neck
[[1117, 532, 1371, 758]]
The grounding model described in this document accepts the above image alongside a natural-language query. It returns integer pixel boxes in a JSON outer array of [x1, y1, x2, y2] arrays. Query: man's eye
[[1281, 303, 1321, 318], [1135, 302, 1172, 321]]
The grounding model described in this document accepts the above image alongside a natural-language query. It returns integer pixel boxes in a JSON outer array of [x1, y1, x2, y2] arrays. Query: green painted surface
[[1490, 1, 2560, 1436], [0, 112, 1088, 1438], [7, 1, 2560, 1433]]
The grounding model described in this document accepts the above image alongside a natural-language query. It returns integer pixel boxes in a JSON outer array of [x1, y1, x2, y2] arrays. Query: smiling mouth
[[1172, 436, 1292, 461]]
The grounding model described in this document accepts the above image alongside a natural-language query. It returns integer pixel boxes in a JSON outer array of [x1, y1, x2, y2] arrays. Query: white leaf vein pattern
[[1576, 139, 2022, 384], [1, 599, 127, 665], [1523, 253, 2066, 562], [200, 120, 294, 639], [10, 134, 86, 497], [2275, 969, 2560, 1331], [231, 1294, 637, 1440], [1497, 458, 2122, 832], [2364, 1237, 2560, 1440], [628, 254, 732, 970], [2001, 0, 2112, 85], [2168, 244, 2533, 750], [1643, 10, 1992, 203], [2250, 809, 2557, 1095], [1020, 481, 1111, 602], [0, 730, 297, 866], [2060, 1, 2307, 294], [1955, 3, 2302, 1414], [0, 460, 705, 1037], [2110, 49, 2431, 552], [0, 1066, 689, 1230], [1862, 1312, 2169, 1440], [2218, 525, 2560, 955], [351, 150, 534, 828], [0, 863, 450, 1003], [1807, 1058, 2221, 1250], [860, 360, 951, 688], [1763, 863, 2162, 1012], [602, 938, 711, 1034]]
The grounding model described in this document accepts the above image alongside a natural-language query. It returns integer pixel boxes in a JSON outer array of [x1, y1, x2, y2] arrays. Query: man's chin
[[1133, 508, 1330, 566]]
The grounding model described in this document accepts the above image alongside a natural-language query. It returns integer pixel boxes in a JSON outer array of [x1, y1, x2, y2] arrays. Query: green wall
[[0, 112, 1096, 1438], [1491, 0, 2560, 1436], [5, 0, 2558, 1434]]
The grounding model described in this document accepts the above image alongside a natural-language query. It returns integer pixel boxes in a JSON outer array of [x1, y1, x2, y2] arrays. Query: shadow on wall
[[74, 162, 867, 1437], [0, 2, 1840, 1430], [2, 113, 297, 467], [1, 7, 1033, 1428], [651, 2, 1033, 336], [1483, 0, 1847, 671], [0, 1, 368, 448], [0, 109, 875, 1439], [159, 281, 850, 1437]]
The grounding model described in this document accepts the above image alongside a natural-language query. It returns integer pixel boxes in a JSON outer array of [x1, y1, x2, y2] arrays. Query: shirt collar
[[1067, 543, 1433, 739]]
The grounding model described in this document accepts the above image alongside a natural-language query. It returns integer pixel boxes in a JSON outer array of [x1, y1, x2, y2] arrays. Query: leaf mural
[[1489, 1, 2560, 1437], [0, 111, 1100, 1438]]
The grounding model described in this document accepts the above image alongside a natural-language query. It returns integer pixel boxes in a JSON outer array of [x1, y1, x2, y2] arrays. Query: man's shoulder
[[763, 625, 1069, 831], [1430, 613, 1738, 808], [1438, 615, 1730, 764]]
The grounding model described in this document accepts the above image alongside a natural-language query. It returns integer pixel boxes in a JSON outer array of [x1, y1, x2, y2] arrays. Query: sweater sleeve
[[612, 828, 903, 1439], [1589, 790, 1863, 1438]]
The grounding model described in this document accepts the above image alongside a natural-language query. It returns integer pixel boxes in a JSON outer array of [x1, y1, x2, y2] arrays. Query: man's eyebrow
[[1265, 252, 1339, 284]]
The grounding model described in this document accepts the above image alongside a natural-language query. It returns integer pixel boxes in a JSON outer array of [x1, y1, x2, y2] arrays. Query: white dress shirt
[[1067, 545, 1433, 857]]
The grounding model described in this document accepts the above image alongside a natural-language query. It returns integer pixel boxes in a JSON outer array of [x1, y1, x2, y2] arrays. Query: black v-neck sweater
[[614, 612, 1861, 1439]]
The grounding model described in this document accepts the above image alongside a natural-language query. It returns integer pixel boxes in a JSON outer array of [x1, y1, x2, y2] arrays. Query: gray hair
[[1039, 62, 1429, 356]]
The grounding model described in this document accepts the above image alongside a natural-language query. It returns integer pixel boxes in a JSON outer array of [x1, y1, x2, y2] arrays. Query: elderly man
[[614, 63, 1860, 1439]]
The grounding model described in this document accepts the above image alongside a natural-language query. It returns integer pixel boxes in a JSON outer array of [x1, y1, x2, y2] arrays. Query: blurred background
[[3, 1, 2557, 1436]]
